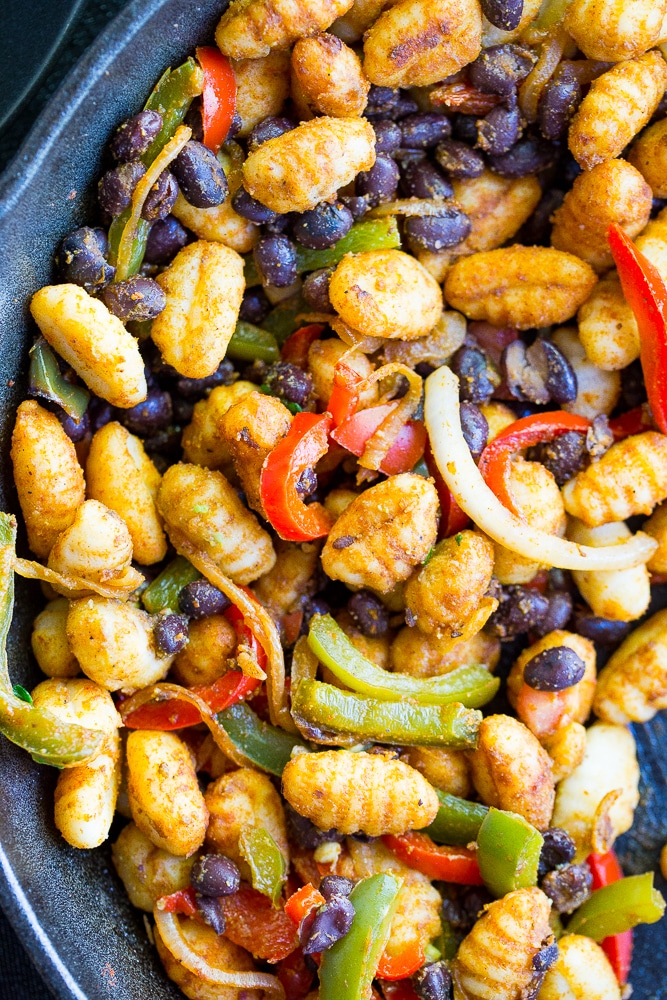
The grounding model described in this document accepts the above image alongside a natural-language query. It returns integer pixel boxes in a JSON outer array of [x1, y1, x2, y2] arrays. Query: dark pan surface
[[0, 2, 665, 997]]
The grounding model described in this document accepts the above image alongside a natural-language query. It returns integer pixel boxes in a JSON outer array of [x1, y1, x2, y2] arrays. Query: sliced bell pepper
[[285, 884, 327, 926], [122, 670, 260, 729], [586, 851, 633, 984], [239, 826, 287, 906], [228, 321, 280, 363], [383, 832, 483, 885], [142, 56, 204, 164], [260, 412, 334, 542], [327, 362, 364, 427], [319, 873, 403, 1000], [478, 412, 591, 515], [425, 440, 470, 538], [291, 678, 482, 748], [196, 46, 236, 153], [28, 339, 89, 420], [225, 595, 268, 674], [476, 807, 543, 897], [566, 872, 665, 941], [332, 403, 427, 476], [219, 886, 298, 963], [281, 324, 325, 369], [141, 555, 201, 614], [308, 615, 499, 708], [277, 948, 315, 1000], [217, 701, 308, 776], [424, 790, 489, 847], [608, 405, 655, 441], [609, 223, 667, 435], [156, 887, 198, 918], [377, 940, 425, 981]]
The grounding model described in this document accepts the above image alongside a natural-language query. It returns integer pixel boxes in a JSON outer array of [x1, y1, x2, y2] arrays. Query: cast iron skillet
[[0, 2, 666, 997]]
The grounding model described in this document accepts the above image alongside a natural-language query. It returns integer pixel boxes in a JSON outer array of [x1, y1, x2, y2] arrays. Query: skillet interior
[[0, 2, 665, 997]]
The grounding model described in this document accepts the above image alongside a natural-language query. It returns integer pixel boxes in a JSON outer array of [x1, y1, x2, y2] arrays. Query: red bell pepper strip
[[327, 363, 364, 427], [586, 850, 633, 985], [377, 940, 425, 980], [608, 405, 655, 441], [196, 47, 237, 153], [425, 440, 470, 537], [284, 883, 326, 926], [277, 948, 316, 1000], [260, 412, 334, 542], [281, 324, 325, 369], [609, 223, 667, 436], [122, 670, 260, 730], [478, 412, 591, 515], [383, 832, 483, 885], [332, 403, 427, 476], [156, 887, 198, 918], [219, 885, 298, 963]]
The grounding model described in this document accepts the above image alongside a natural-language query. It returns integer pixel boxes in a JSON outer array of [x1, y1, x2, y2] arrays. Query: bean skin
[[533, 942, 559, 973], [412, 961, 453, 1000], [110, 110, 163, 162], [530, 431, 587, 486], [538, 827, 576, 877], [405, 210, 471, 252], [319, 875, 355, 900], [487, 135, 559, 177], [195, 895, 226, 935], [356, 155, 400, 206], [541, 863, 592, 914], [292, 201, 354, 250], [247, 116, 296, 151], [487, 585, 550, 638], [480, 0, 524, 31], [302, 268, 334, 312], [254, 235, 298, 287], [453, 115, 479, 144], [53, 406, 91, 443], [400, 159, 453, 199], [477, 105, 522, 156], [284, 802, 344, 849], [55, 227, 115, 292], [171, 140, 229, 208], [523, 646, 586, 691], [232, 186, 278, 224], [400, 113, 452, 149], [531, 590, 573, 638], [117, 387, 173, 436], [175, 362, 237, 401], [341, 195, 369, 220], [142, 170, 179, 221], [179, 580, 231, 618], [301, 896, 355, 954], [239, 286, 271, 324], [435, 140, 485, 179], [347, 591, 390, 637], [143, 215, 189, 264], [460, 401, 489, 461], [373, 120, 403, 154], [264, 362, 314, 407], [365, 85, 401, 117], [153, 614, 189, 655], [190, 854, 241, 897], [539, 71, 582, 142], [102, 276, 166, 322], [450, 345, 500, 405], [572, 608, 631, 647], [469, 45, 536, 96], [98, 161, 146, 217]]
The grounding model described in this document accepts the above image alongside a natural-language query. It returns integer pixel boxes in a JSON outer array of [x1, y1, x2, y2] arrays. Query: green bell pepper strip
[[0, 514, 106, 768], [476, 808, 543, 898], [308, 614, 499, 709], [238, 827, 287, 906], [28, 340, 90, 420], [244, 218, 402, 287], [142, 556, 200, 614], [216, 701, 309, 776], [261, 295, 310, 345], [226, 322, 280, 363], [424, 790, 489, 846], [319, 873, 402, 1000], [291, 677, 482, 748], [107, 207, 150, 276], [566, 873, 665, 940], [142, 57, 204, 164]]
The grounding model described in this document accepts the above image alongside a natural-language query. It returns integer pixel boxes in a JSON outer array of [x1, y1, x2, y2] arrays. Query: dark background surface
[[0, 5, 129, 995]]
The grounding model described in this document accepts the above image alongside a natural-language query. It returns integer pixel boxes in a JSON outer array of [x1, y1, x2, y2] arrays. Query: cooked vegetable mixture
[[4, 0, 667, 996]]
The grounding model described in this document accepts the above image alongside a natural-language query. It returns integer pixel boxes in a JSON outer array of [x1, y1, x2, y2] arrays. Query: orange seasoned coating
[[561, 432, 667, 526], [181, 382, 256, 471], [171, 191, 259, 253], [452, 888, 553, 1000], [468, 714, 555, 830], [568, 51, 667, 170], [628, 117, 667, 197], [253, 540, 321, 617], [232, 51, 290, 136], [363, 0, 482, 88], [291, 34, 369, 117], [10, 400, 85, 559], [541, 722, 587, 784], [282, 749, 439, 835], [643, 499, 667, 573], [330, 0, 392, 42], [633, 204, 667, 277], [594, 608, 667, 723], [219, 391, 293, 517], [444, 247, 597, 330], [111, 822, 196, 912], [564, 0, 667, 62], [155, 918, 261, 1000], [400, 746, 472, 797], [321, 474, 439, 593], [568, 519, 651, 622], [539, 934, 622, 1000], [551, 326, 621, 419], [390, 628, 500, 678], [577, 273, 640, 371], [242, 116, 375, 214], [171, 615, 237, 687], [216, 0, 356, 59], [31, 599, 79, 679], [551, 160, 652, 272], [307, 338, 378, 407], [328, 249, 443, 340]]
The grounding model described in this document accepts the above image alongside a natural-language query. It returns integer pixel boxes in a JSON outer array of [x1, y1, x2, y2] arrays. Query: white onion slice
[[153, 909, 285, 998], [424, 366, 657, 570]]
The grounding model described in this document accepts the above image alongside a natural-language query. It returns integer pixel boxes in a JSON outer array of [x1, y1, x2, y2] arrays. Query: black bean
[[102, 276, 166, 322], [434, 139, 485, 179], [301, 896, 355, 954], [179, 580, 231, 618], [450, 345, 500, 405], [586, 414, 613, 460], [524, 646, 586, 692], [453, 114, 479, 144], [302, 268, 334, 313], [541, 863, 592, 914], [412, 961, 453, 1000], [284, 802, 344, 849], [573, 609, 632, 647], [620, 358, 647, 410], [232, 186, 278, 224], [470, 45, 537, 95], [531, 591, 573, 639], [292, 201, 354, 250], [117, 387, 173, 435], [227, 111, 242, 141], [400, 113, 452, 148], [392, 95, 420, 120], [319, 875, 355, 901], [400, 159, 453, 199], [88, 397, 114, 432], [477, 105, 522, 156], [480, 0, 524, 30], [514, 188, 563, 246], [532, 942, 559, 973], [172, 141, 228, 208], [254, 235, 298, 288], [98, 161, 146, 217], [373, 120, 403, 154], [341, 195, 370, 220], [356, 155, 400, 206], [191, 854, 241, 897], [488, 134, 559, 176], [175, 361, 236, 400], [110, 110, 163, 162], [239, 286, 271, 324], [538, 827, 576, 877], [195, 895, 226, 935], [55, 226, 115, 292], [247, 116, 296, 151], [144, 215, 189, 264], [541, 341, 578, 403], [502, 340, 548, 405], [347, 591, 390, 638], [172, 397, 194, 423], [54, 406, 90, 443], [539, 70, 582, 141], [265, 362, 314, 407], [405, 210, 471, 252], [487, 585, 550, 638], [529, 431, 587, 487], [296, 467, 318, 497], [183, 100, 204, 142], [365, 85, 400, 116], [241, 359, 270, 385], [153, 614, 189, 655], [142, 170, 179, 221], [460, 401, 489, 461]]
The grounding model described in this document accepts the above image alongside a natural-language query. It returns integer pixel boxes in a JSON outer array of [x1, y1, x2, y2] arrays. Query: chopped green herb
[[12, 684, 32, 705]]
